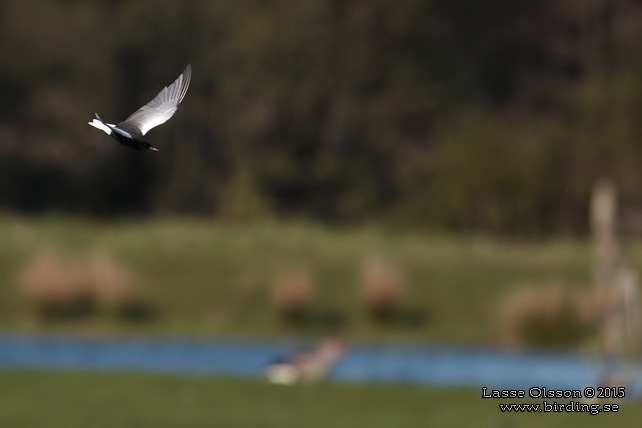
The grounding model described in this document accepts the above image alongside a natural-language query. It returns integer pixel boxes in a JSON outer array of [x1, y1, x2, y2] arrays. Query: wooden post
[[590, 179, 619, 292], [590, 179, 640, 355]]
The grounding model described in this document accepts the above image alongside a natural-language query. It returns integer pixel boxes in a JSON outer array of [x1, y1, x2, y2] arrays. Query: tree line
[[1, 0, 642, 235]]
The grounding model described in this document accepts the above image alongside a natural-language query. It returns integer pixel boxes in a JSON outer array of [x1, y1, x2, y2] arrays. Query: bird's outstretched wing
[[120, 64, 191, 136]]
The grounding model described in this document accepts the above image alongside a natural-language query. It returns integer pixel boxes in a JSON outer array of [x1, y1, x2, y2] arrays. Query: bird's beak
[[149, 147, 159, 152]]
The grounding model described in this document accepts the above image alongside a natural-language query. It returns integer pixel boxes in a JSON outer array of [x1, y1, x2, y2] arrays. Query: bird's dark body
[[111, 122, 149, 151], [94, 114, 155, 151]]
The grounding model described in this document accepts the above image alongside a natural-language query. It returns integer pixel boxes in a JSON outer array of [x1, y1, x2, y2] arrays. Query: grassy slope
[[0, 215, 596, 341], [0, 217, 589, 342], [2, 218, 640, 427], [0, 371, 638, 428]]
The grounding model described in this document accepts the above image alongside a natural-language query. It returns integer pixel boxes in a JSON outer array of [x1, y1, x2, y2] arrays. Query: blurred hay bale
[[85, 250, 143, 317], [359, 256, 407, 321], [16, 247, 148, 321], [15, 248, 90, 318], [270, 269, 317, 322], [496, 283, 599, 348]]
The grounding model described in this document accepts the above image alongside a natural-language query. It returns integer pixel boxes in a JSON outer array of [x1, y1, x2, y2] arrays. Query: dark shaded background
[[2, 0, 642, 235]]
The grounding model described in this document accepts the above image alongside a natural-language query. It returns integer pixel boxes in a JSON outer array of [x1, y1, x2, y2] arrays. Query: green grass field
[[0, 215, 606, 343], [0, 215, 608, 342], [0, 371, 638, 428], [1, 216, 641, 427]]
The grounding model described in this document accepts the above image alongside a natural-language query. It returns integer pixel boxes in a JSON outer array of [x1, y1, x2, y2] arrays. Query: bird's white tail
[[88, 114, 115, 135]]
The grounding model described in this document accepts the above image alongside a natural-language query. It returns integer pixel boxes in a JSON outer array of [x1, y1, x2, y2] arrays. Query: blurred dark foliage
[[2, 0, 642, 235]]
